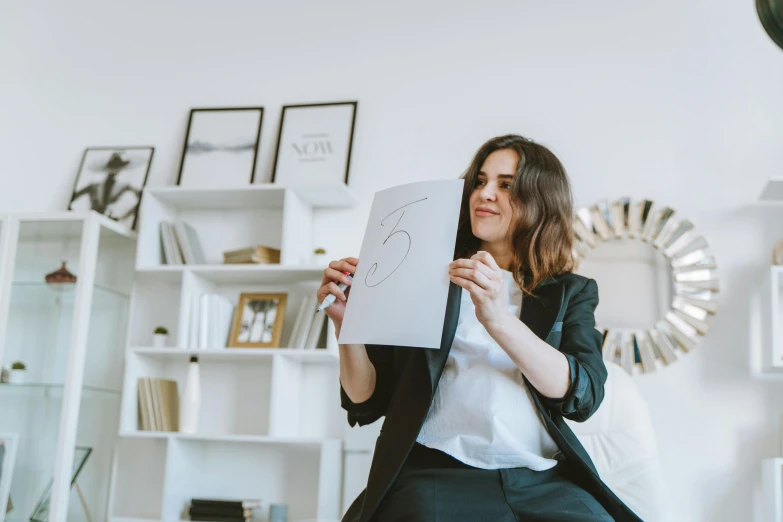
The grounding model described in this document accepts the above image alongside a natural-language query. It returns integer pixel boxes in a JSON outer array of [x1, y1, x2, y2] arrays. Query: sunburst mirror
[[571, 198, 719, 375]]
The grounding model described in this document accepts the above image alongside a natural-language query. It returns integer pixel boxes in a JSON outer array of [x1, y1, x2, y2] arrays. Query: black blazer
[[340, 272, 643, 522]]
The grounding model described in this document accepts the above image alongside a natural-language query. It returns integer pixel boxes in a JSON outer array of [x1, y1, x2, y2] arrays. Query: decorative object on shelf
[[68, 147, 154, 230], [177, 107, 264, 188], [313, 247, 327, 265], [0, 433, 19, 521], [152, 326, 169, 348], [29, 446, 92, 522], [229, 293, 288, 348], [271, 101, 357, 187], [572, 197, 719, 375], [773, 236, 783, 265], [269, 502, 289, 522], [7, 362, 26, 384], [180, 356, 201, 434], [0, 367, 7, 384], [223, 244, 281, 265], [45, 261, 77, 284]]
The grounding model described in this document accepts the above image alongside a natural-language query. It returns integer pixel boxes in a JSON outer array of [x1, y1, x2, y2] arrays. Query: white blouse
[[415, 269, 561, 470]]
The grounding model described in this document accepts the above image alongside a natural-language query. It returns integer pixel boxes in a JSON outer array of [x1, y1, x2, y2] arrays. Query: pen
[[317, 272, 354, 313]]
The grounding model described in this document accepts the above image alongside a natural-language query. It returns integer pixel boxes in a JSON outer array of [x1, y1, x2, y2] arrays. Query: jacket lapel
[[423, 275, 564, 396]]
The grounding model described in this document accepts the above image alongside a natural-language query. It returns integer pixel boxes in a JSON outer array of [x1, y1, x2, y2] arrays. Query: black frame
[[68, 146, 155, 231], [270, 101, 358, 185], [176, 106, 265, 185]]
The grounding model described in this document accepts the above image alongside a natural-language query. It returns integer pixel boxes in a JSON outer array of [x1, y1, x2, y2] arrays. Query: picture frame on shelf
[[29, 446, 93, 522], [0, 433, 19, 520], [229, 292, 288, 348], [177, 107, 264, 188], [271, 101, 357, 187], [68, 147, 154, 230]]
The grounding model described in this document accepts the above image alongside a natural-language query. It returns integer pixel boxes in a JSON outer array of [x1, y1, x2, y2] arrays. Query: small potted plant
[[152, 326, 169, 348], [313, 247, 327, 265], [8, 361, 26, 384]]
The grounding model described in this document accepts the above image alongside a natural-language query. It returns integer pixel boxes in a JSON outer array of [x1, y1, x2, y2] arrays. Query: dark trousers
[[372, 443, 614, 522]]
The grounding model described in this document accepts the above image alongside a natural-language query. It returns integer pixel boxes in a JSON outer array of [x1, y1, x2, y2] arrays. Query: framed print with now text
[[271, 101, 357, 187]]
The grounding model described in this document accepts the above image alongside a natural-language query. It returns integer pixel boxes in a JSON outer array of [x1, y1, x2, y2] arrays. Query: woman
[[317, 135, 641, 522]]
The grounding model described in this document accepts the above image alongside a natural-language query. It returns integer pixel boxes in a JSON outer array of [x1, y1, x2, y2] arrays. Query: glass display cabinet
[[0, 212, 135, 522]]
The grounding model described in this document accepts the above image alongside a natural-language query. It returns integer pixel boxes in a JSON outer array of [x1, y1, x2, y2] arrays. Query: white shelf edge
[[130, 347, 338, 361], [119, 431, 341, 446], [145, 183, 357, 209]]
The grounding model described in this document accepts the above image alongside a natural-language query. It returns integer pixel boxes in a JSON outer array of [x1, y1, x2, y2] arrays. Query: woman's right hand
[[317, 257, 359, 329]]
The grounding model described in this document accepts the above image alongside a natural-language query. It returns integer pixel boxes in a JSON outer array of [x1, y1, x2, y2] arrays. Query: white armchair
[[566, 361, 674, 522]]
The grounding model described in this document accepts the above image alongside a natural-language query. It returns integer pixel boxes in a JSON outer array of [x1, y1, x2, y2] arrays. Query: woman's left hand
[[449, 251, 511, 330]]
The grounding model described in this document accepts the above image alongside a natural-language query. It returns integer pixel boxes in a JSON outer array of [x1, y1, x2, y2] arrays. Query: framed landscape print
[[177, 107, 264, 188], [229, 292, 288, 348], [68, 147, 154, 230], [271, 101, 357, 186]]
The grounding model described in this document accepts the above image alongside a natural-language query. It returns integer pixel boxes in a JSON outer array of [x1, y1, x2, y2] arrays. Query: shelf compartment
[[160, 437, 342, 522], [121, 353, 274, 438], [109, 437, 167, 521]]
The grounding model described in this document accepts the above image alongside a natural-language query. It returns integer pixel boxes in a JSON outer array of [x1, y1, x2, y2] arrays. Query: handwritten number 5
[[365, 197, 427, 288]]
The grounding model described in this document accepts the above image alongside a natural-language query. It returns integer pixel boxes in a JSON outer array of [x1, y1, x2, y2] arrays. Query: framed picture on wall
[[271, 101, 357, 187], [0, 433, 19, 521], [177, 107, 264, 188], [229, 292, 288, 348], [68, 147, 154, 230]]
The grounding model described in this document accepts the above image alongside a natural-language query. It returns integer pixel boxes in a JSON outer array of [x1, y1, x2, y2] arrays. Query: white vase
[[313, 253, 327, 265], [179, 356, 200, 434], [8, 369, 26, 384], [152, 334, 168, 348]]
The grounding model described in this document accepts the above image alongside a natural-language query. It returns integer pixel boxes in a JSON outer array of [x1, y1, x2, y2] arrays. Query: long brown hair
[[454, 134, 576, 297]]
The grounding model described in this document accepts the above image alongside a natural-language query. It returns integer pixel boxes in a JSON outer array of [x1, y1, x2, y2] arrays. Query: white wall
[[2, 1, 783, 520]]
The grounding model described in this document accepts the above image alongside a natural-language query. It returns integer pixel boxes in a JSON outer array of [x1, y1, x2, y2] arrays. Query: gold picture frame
[[229, 293, 288, 348]]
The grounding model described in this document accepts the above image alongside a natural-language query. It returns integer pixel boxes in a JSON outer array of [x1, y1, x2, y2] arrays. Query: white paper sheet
[[338, 179, 464, 349]]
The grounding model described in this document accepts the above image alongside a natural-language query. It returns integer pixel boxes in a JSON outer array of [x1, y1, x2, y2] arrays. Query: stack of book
[[287, 295, 328, 350], [159, 220, 206, 265], [187, 293, 235, 350], [187, 498, 260, 522], [137, 378, 179, 431], [223, 245, 281, 264]]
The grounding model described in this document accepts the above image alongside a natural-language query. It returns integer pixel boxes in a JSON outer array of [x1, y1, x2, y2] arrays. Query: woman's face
[[469, 148, 518, 248]]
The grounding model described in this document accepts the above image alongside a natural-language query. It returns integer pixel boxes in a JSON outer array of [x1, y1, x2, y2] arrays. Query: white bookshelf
[[107, 184, 359, 522]]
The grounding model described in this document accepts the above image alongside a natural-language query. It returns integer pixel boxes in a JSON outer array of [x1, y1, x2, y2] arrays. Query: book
[[137, 378, 151, 431], [304, 308, 327, 350], [137, 378, 180, 432], [190, 498, 260, 509], [189, 293, 235, 349], [173, 220, 206, 265], [222, 245, 280, 264], [288, 295, 314, 349], [188, 504, 253, 517], [159, 222, 182, 265]]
